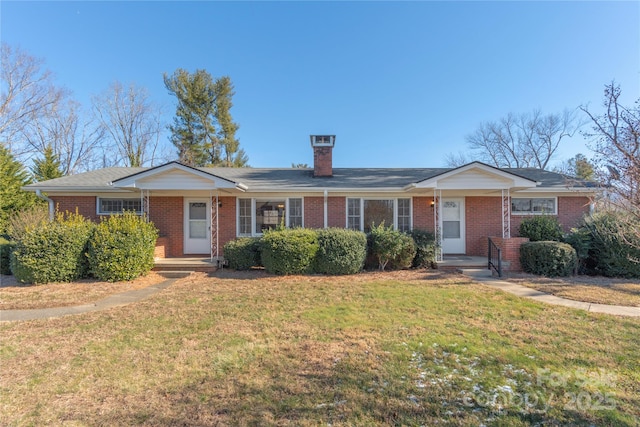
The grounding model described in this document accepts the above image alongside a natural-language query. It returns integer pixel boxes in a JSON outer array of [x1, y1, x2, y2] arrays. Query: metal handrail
[[488, 237, 502, 277]]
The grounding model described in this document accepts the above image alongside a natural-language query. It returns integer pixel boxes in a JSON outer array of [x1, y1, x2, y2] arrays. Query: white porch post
[[210, 191, 220, 264], [433, 189, 443, 261], [502, 188, 511, 238], [141, 190, 150, 220]]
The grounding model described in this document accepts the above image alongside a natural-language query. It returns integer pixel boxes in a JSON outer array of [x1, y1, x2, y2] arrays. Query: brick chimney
[[310, 135, 335, 177]]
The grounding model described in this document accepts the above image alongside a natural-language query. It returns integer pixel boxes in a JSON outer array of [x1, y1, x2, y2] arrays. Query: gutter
[[35, 190, 55, 221]]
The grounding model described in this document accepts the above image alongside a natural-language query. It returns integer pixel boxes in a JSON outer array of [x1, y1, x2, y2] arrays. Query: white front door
[[441, 198, 465, 254], [184, 199, 210, 254]]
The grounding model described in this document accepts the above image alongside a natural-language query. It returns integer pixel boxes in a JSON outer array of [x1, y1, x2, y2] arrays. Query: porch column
[[433, 189, 443, 261], [141, 189, 150, 219], [502, 189, 511, 238]]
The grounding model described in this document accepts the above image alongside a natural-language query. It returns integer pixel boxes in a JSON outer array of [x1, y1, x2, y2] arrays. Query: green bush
[[10, 212, 94, 284], [410, 229, 437, 268], [260, 228, 319, 275], [520, 241, 577, 277], [368, 223, 416, 271], [518, 215, 563, 242], [578, 212, 640, 278], [88, 212, 158, 282], [0, 237, 15, 275], [224, 237, 261, 270], [314, 228, 367, 275]]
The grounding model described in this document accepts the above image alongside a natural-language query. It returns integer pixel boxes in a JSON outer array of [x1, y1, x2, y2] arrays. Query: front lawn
[[1, 270, 638, 426], [508, 274, 640, 307]]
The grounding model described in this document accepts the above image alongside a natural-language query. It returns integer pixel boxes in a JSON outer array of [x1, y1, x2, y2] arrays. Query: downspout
[[323, 189, 328, 229], [35, 190, 54, 221]]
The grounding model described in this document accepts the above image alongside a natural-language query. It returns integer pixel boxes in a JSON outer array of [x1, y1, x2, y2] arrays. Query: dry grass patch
[[508, 274, 640, 307], [0, 272, 166, 310], [1, 270, 639, 426]]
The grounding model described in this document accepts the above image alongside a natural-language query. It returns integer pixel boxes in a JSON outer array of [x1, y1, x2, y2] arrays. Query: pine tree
[[31, 145, 64, 182], [0, 146, 38, 234], [164, 69, 247, 167]]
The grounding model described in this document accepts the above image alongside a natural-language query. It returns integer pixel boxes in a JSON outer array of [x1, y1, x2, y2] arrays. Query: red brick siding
[[217, 196, 236, 257], [148, 197, 183, 257], [413, 197, 435, 231], [511, 196, 591, 235], [465, 197, 503, 256], [327, 197, 346, 228], [50, 196, 99, 222], [304, 197, 324, 228], [490, 236, 529, 271]]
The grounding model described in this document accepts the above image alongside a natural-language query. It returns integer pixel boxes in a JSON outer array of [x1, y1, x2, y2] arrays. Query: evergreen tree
[[31, 145, 64, 182], [0, 145, 38, 234], [164, 69, 247, 167]]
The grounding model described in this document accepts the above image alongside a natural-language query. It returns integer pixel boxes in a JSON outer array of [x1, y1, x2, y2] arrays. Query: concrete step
[[155, 270, 195, 279], [459, 268, 494, 278]]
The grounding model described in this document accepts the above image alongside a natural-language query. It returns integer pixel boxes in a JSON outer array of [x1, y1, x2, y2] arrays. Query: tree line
[[1, 42, 639, 237]]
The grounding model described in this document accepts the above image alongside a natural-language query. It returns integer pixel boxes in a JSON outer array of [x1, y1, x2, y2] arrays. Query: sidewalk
[[472, 275, 640, 317], [0, 278, 177, 322]]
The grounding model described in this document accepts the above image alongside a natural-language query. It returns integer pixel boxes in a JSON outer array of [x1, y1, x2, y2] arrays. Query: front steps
[[153, 257, 218, 275]]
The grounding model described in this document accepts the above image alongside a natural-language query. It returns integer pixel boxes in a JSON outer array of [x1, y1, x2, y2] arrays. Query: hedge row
[[8, 212, 158, 284], [0, 237, 15, 275], [224, 226, 435, 275], [519, 212, 640, 278]]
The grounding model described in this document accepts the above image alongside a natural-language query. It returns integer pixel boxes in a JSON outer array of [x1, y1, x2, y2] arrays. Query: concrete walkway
[[0, 278, 177, 322], [471, 275, 640, 317]]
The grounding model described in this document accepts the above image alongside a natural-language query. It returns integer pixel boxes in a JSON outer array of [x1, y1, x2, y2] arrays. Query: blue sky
[[2, 1, 639, 168]]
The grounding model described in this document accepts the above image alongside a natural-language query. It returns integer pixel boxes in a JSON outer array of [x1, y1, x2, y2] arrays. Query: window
[[397, 198, 411, 233], [238, 198, 304, 236], [347, 198, 361, 230], [97, 197, 142, 215], [347, 198, 412, 232], [289, 198, 303, 228], [512, 198, 556, 215], [238, 199, 252, 235]]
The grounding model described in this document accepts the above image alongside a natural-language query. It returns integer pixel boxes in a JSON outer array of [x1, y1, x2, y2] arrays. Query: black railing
[[488, 237, 502, 277]]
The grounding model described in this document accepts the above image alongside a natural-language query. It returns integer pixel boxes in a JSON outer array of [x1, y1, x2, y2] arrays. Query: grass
[[508, 274, 640, 307], [0, 272, 166, 310], [1, 270, 639, 426]]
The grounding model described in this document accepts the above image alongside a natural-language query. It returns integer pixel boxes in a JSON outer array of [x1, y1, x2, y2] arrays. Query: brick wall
[[327, 197, 346, 228], [50, 196, 99, 222], [304, 197, 324, 228], [465, 197, 503, 256], [217, 196, 236, 257], [511, 196, 591, 234], [489, 236, 529, 271], [148, 197, 183, 257], [413, 196, 435, 231]]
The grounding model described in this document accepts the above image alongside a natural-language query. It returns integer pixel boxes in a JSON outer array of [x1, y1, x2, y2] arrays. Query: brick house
[[25, 135, 598, 271]]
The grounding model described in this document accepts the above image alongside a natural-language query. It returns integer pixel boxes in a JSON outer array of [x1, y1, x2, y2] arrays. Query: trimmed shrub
[[579, 212, 640, 278], [0, 237, 15, 275], [314, 228, 367, 275], [518, 215, 563, 242], [224, 237, 261, 271], [260, 228, 319, 275], [88, 212, 158, 282], [410, 229, 437, 268], [368, 223, 416, 271], [10, 212, 94, 284], [520, 241, 577, 277]]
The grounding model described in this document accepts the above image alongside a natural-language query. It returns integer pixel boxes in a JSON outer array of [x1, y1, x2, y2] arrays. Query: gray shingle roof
[[24, 163, 596, 191]]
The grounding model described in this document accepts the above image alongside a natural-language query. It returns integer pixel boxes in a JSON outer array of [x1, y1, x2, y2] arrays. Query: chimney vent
[[310, 135, 335, 177]]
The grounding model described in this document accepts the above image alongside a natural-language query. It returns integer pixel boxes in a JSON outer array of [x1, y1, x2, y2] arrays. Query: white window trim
[[96, 197, 143, 215], [511, 197, 558, 215], [237, 197, 304, 237], [345, 197, 412, 232]]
